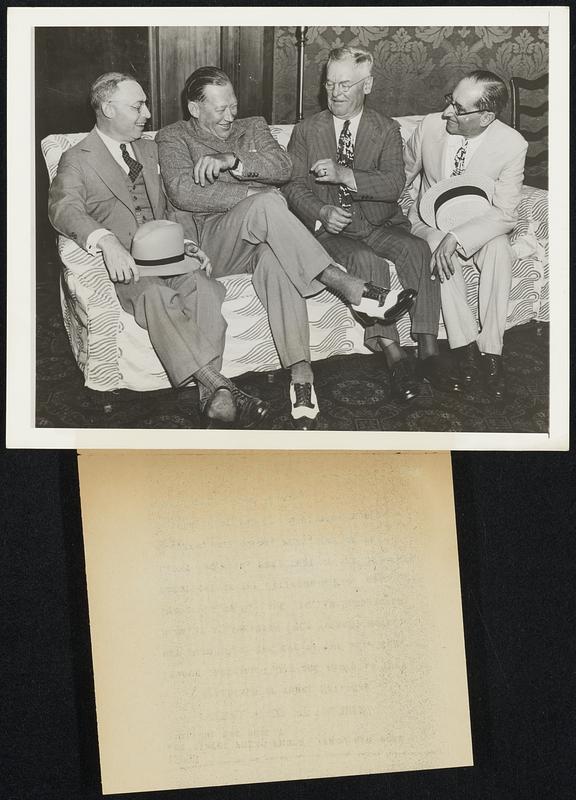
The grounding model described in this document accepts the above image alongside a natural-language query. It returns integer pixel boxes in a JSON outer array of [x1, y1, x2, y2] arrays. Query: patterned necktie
[[451, 138, 469, 176], [120, 143, 143, 182], [337, 119, 354, 210]]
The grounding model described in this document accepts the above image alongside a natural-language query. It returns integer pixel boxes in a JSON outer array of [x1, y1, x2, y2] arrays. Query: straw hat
[[131, 220, 200, 277], [420, 174, 495, 232]]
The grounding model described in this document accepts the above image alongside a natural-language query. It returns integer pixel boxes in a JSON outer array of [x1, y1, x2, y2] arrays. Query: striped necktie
[[120, 143, 143, 183], [451, 138, 469, 176], [337, 119, 354, 210]]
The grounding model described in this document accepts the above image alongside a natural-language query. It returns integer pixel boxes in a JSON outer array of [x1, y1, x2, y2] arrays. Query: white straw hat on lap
[[420, 174, 495, 232], [131, 220, 200, 277]]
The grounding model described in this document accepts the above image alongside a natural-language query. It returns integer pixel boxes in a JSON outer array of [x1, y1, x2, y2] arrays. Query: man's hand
[[310, 159, 354, 188], [184, 242, 213, 278], [319, 204, 352, 235], [193, 153, 236, 187], [99, 234, 140, 283], [430, 233, 459, 283]]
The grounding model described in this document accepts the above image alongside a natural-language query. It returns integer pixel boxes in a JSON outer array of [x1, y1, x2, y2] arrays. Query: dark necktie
[[337, 119, 354, 210], [451, 138, 469, 176], [120, 143, 143, 183]]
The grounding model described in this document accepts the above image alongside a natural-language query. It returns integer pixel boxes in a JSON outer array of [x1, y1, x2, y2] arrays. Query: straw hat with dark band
[[419, 174, 495, 232], [131, 220, 200, 277]]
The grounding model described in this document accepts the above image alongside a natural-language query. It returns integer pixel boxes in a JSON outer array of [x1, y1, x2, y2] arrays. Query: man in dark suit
[[284, 46, 460, 401], [157, 66, 414, 429], [48, 72, 268, 428]]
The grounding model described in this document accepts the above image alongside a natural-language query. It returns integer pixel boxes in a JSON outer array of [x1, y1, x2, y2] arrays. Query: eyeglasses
[[443, 94, 483, 118], [107, 100, 149, 114], [325, 77, 368, 94]]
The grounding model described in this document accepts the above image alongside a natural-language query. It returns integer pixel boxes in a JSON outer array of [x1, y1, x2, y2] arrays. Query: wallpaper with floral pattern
[[272, 26, 548, 181]]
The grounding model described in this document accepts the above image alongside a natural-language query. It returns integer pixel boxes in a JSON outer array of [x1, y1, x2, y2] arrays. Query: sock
[[318, 265, 366, 305], [290, 360, 314, 385], [194, 363, 236, 410]]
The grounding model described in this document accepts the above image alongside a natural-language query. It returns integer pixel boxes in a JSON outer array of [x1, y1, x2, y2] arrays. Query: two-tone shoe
[[351, 282, 417, 326], [290, 382, 320, 430]]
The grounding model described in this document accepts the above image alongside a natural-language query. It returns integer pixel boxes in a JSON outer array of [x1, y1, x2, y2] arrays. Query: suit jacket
[[404, 113, 528, 256], [283, 108, 406, 236], [156, 116, 293, 237], [48, 129, 167, 252]]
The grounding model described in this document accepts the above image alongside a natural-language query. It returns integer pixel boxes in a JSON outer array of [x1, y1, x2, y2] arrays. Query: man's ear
[[188, 100, 200, 120], [480, 110, 495, 128], [363, 75, 374, 96], [101, 101, 115, 120]]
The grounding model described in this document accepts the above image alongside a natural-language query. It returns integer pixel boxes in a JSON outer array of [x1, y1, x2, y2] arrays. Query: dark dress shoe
[[480, 353, 506, 400], [205, 388, 270, 429], [418, 355, 461, 393], [290, 382, 319, 430], [389, 358, 420, 402], [459, 342, 482, 387], [235, 391, 271, 428], [351, 284, 417, 326]]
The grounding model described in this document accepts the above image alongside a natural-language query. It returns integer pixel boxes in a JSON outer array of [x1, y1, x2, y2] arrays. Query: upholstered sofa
[[41, 116, 549, 393]]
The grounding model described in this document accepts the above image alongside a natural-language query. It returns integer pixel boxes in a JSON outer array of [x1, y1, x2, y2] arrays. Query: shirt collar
[[95, 126, 135, 154], [332, 109, 364, 139]]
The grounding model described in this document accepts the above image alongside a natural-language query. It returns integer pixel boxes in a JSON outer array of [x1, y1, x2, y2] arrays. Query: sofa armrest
[[510, 186, 548, 262]]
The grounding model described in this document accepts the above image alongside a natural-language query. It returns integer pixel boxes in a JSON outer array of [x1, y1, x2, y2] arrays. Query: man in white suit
[[404, 70, 528, 398]]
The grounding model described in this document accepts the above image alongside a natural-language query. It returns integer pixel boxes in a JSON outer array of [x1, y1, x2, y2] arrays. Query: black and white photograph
[[6, 7, 568, 448]]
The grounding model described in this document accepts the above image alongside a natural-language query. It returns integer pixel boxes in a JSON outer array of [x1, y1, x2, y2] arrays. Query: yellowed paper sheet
[[78, 450, 472, 794]]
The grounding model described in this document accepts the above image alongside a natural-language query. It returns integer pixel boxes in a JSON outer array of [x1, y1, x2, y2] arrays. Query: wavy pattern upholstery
[[41, 121, 549, 392]]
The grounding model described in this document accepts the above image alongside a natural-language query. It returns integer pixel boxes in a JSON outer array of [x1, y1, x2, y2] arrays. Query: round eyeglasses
[[325, 77, 368, 94], [443, 94, 483, 117]]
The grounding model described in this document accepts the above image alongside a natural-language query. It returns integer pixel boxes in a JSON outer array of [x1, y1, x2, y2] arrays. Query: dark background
[[1, 448, 575, 800]]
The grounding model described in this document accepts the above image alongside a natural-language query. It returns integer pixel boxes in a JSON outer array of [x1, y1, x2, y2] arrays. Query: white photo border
[[6, 6, 569, 449]]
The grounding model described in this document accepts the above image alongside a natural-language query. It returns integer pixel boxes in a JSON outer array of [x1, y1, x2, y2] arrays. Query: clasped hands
[[99, 234, 212, 283]]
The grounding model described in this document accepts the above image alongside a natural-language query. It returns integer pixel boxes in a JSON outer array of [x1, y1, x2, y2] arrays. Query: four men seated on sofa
[[48, 45, 527, 428]]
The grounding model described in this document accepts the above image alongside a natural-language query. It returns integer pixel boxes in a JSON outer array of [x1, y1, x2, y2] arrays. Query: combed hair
[[467, 70, 508, 116], [89, 72, 137, 114], [185, 66, 231, 102], [327, 46, 373, 72]]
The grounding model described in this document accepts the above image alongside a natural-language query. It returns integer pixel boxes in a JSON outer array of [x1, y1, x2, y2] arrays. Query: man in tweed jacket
[[284, 46, 459, 401], [157, 66, 415, 429]]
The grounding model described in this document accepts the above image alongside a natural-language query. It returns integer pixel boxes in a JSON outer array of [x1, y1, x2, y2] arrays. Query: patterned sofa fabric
[[41, 122, 549, 392]]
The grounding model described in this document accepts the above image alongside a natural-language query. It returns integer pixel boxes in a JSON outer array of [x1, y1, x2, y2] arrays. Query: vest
[[124, 170, 154, 227]]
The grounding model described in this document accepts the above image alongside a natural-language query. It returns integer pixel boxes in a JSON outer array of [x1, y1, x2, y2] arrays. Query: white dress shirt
[[442, 129, 488, 179]]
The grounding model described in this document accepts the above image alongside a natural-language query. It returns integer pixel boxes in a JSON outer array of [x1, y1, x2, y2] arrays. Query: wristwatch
[[231, 155, 240, 170]]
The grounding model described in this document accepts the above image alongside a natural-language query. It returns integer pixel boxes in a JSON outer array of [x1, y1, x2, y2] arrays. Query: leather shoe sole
[[352, 288, 417, 326]]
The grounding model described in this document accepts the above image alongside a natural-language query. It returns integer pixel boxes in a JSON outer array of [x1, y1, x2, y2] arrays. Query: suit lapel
[[464, 120, 502, 174], [133, 139, 162, 219], [315, 112, 339, 204], [354, 109, 381, 168], [81, 129, 134, 212], [316, 111, 337, 157], [432, 121, 449, 181]]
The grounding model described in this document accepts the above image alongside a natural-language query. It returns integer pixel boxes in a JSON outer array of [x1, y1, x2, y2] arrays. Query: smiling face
[[326, 58, 373, 120], [441, 77, 494, 138], [100, 80, 151, 142], [188, 82, 238, 141]]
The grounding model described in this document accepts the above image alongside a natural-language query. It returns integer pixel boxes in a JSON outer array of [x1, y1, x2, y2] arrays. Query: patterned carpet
[[36, 281, 549, 433]]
